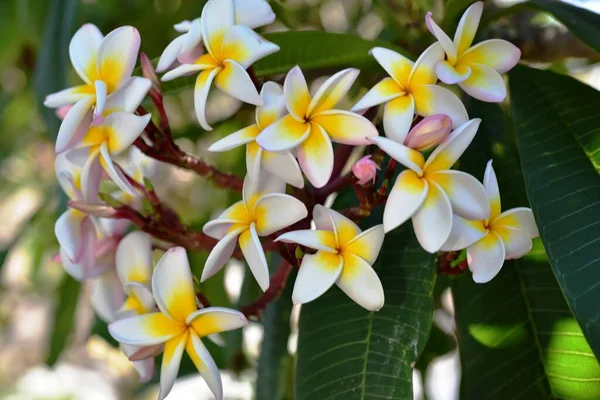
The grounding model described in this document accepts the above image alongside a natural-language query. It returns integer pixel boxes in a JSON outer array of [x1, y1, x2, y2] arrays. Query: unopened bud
[[352, 155, 380, 186], [68, 200, 117, 217], [140, 52, 161, 94], [404, 114, 452, 151]]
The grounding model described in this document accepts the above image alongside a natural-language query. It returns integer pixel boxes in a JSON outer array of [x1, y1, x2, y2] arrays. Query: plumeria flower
[[276, 205, 385, 311], [56, 77, 152, 195], [202, 175, 308, 291], [404, 114, 452, 151], [352, 155, 380, 185], [425, 2, 521, 102], [257, 67, 379, 188], [351, 43, 468, 144], [157, 0, 276, 73], [370, 119, 490, 253], [208, 82, 304, 188], [44, 24, 141, 123], [55, 148, 104, 278], [441, 160, 539, 282], [109, 247, 248, 400], [161, 0, 280, 131]]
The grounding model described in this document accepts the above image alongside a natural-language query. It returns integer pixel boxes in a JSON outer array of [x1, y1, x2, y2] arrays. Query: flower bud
[[140, 52, 161, 94], [68, 200, 117, 218], [352, 155, 380, 186], [404, 114, 452, 151]]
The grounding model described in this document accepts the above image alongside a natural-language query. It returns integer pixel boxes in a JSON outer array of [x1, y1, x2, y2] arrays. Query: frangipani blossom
[[257, 67, 379, 188], [157, 0, 275, 73], [161, 0, 280, 131], [276, 205, 385, 311], [57, 77, 152, 195], [208, 82, 304, 188], [426, 2, 520, 102], [202, 175, 308, 291], [109, 247, 248, 400], [44, 24, 141, 122], [351, 43, 468, 144], [442, 160, 539, 283], [371, 119, 490, 253]]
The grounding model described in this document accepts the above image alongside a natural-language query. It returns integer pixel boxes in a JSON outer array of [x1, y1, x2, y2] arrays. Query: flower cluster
[[47, 1, 538, 399]]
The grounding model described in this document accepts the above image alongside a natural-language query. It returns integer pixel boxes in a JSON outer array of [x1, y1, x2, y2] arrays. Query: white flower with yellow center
[[370, 119, 490, 253], [351, 43, 468, 143], [276, 205, 385, 311], [157, 0, 276, 73], [425, 2, 521, 102], [208, 82, 304, 188], [161, 0, 280, 131], [202, 175, 308, 291], [256, 66, 379, 188], [44, 24, 141, 124], [109, 247, 247, 400], [441, 160, 539, 282]]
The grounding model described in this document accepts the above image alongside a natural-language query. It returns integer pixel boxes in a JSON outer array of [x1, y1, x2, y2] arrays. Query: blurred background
[[1, 0, 600, 399]]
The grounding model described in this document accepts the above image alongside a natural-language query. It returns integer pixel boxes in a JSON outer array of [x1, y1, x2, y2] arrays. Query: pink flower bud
[[404, 114, 452, 151], [55, 105, 73, 120], [68, 200, 117, 218], [352, 155, 380, 186]]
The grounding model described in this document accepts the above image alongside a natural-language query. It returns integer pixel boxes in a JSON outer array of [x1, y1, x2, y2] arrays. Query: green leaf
[[33, 0, 78, 138], [509, 65, 600, 358], [295, 215, 437, 399], [160, 31, 409, 96], [453, 98, 600, 399], [46, 274, 81, 365]]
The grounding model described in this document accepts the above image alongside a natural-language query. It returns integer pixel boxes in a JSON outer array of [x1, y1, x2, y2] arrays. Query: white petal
[[158, 331, 188, 400], [454, 1, 483, 55], [424, 118, 481, 172], [428, 170, 490, 220], [238, 223, 270, 291], [161, 63, 206, 81], [116, 231, 153, 286], [201, 0, 234, 57], [297, 123, 334, 188], [495, 226, 533, 260], [492, 208, 538, 238], [370, 47, 413, 88], [186, 333, 223, 400], [425, 12, 457, 63], [256, 81, 286, 130], [104, 77, 152, 113], [120, 344, 155, 383], [292, 251, 343, 305], [483, 160, 501, 220], [467, 231, 506, 283], [441, 215, 488, 251], [383, 94, 414, 143], [412, 84, 468, 128], [94, 80, 107, 118], [343, 225, 385, 265], [96, 26, 140, 92], [208, 124, 260, 152], [253, 193, 308, 236], [91, 269, 125, 323], [44, 86, 92, 108], [120, 283, 156, 316], [194, 67, 221, 131], [202, 226, 246, 281], [283, 66, 311, 121], [458, 39, 521, 74], [178, 20, 204, 64], [408, 42, 444, 88], [242, 169, 286, 203], [156, 35, 186, 73], [307, 68, 359, 116], [256, 114, 310, 152], [435, 61, 471, 84], [337, 253, 384, 311], [233, 0, 275, 28], [221, 25, 279, 68], [351, 77, 402, 112], [103, 112, 151, 155], [108, 312, 185, 346], [458, 64, 507, 103], [275, 229, 337, 253], [100, 143, 137, 195], [55, 209, 86, 261], [187, 307, 248, 333], [246, 143, 262, 183], [383, 170, 428, 233], [369, 136, 424, 174], [81, 150, 103, 202], [215, 60, 262, 105], [412, 181, 453, 253], [311, 110, 379, 145], [69, 24, 104, 84], [152, 247, 198, 322], [262, 150, 304, 189], [56, 96, 94, 153]]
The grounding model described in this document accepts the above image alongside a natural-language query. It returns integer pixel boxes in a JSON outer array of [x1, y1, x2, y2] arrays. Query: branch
[[241, 260, 293, 319]]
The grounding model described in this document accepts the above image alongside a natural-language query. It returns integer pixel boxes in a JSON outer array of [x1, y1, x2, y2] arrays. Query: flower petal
[[458, 63, 507, 103], [91, 269, 125, 323], [202, 225, 247, 280], [201, 0, 234, 58], [55, 209, 86, 261], [467, 231, 506, 283], [120, 283, 156, 316], [337, 252, 384, 311], [69, 24, 104, 84], [441, 215, 488, 251], [94, 80, 107, 118], [458, 39, 521, 74], [428, 170, 490, 220], [100, 143, 137, 195], [239, 223, 270, 291], [495, 226, 532, 260], [412, 84, 468, 128], [275, 229, 337, 252], [256, 114, 311, 152], [256, 82, 286, 130], [343, 225, 385, 265], [187, 307, 248, 335], [104, 77, 152, 113], [186, 333, 223, 400], [156, 35, 186, 73], [254, 194, 308, 236], [307, 68, 359, 116], [161, 63, 207, 82], [412, 181, 453, 253], [408, 42, 444, 88], [297, 123, 334, 188], [104, 112, 151, 155], [215, 201, 252, 226], [454, 1, 483, 55], [351, 77, 402, 112], [325, 207, 362, 247], [233, 0, 276, 28], [221, 25, 279, 68], [435, 61, 471, 85], [483, 159, 501, 220], [120, 344, 155, 383], [116, 231, 153, 286], [369, 136, 424, 174], [425, 12, 457, 64], [383, 169, 428, 233], [158, 331, 189, 400], [292, 251, 343, 305], [208, 124, 260, 152], [423, 118, 481, 172], [246, 142, 262, 182], [242, 170, 286, 205], [383, 94, 414, 143], [311, 110, 379, 145], [178, 20, 204, 64], [215, 60, 262, 106], [283, 66, 311, 121], [370, 47, 413, 89], [97, 26, 140, 93], [262, 150, 304, 189], [56, 96, 94, 153], [492, 208, 538, 238], [44, 86, 93, 108], [152, 247, 198, 323], [108, 312, 185, 346], [194, 67, 221, 131]]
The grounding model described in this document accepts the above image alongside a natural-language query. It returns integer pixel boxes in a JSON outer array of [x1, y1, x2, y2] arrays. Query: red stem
[[241, 260, 293, 319]]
